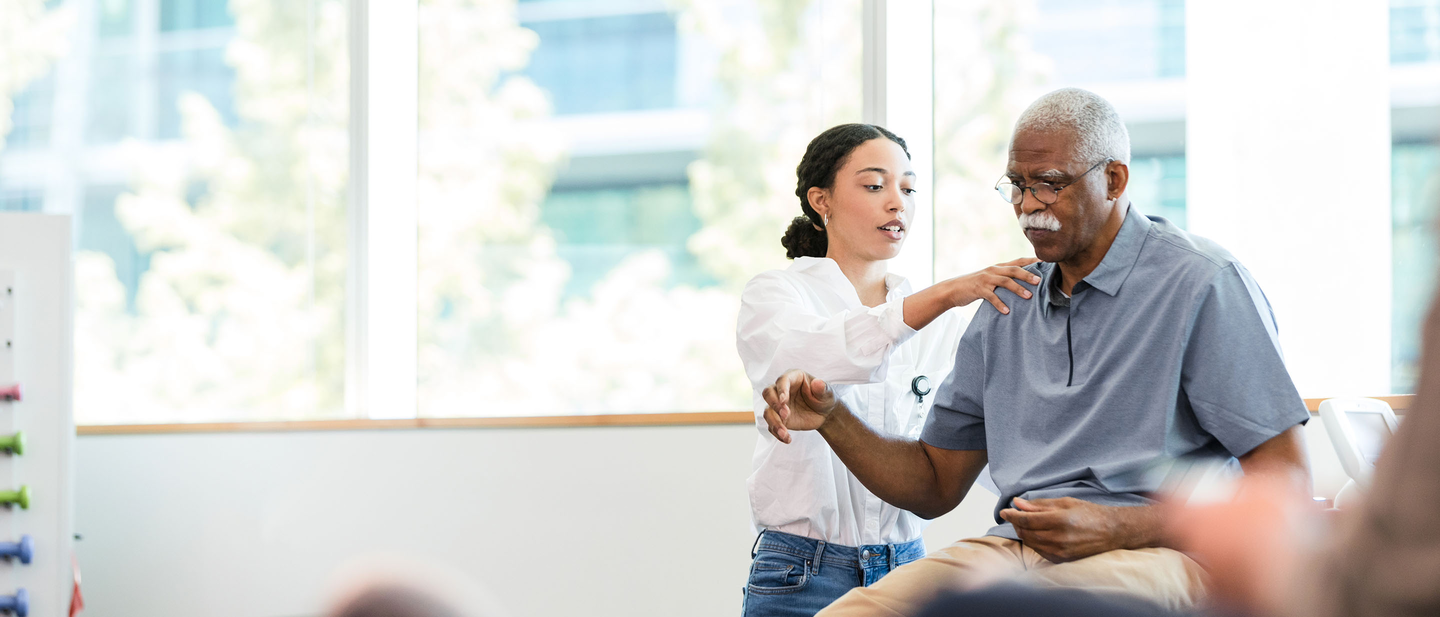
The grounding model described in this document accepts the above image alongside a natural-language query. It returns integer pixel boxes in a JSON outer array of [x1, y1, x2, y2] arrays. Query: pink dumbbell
[[0, 385, 16, 403]]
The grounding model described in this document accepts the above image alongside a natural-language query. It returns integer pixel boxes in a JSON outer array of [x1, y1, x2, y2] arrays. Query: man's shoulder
[[972, 262, 1051, 324], [1138, 216, 1241, 282]]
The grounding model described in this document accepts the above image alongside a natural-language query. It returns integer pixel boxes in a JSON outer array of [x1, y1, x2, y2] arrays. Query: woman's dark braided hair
[[783, 124, 910, 259]]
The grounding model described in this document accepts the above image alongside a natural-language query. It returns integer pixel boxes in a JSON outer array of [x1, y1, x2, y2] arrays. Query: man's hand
[[1000, 497, 1162, 563], [761, 369, 842, 444]]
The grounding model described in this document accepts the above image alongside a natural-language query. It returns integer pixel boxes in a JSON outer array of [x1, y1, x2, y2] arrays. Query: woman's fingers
[[983, 289, 1010, 315], [998, 266, 1042, 285], [993, 275, 1032, 300], [1002, 257, 1042, 267]]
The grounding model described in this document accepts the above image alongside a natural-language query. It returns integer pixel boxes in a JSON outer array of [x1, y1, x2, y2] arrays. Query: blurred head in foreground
[[330, 584, 467, 617], [326, 559, 507, 617]]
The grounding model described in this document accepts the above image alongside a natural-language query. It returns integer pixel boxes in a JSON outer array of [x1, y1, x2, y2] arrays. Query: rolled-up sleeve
[[1181, 263, 1309, 457], [736, 272, 917, 394], [920, 318, 987, 451]]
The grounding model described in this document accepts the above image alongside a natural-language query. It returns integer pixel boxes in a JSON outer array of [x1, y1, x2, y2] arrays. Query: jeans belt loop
[[751, 531, 764, 559], [810, 539, 826, 575], [887, 543, 897, 571]]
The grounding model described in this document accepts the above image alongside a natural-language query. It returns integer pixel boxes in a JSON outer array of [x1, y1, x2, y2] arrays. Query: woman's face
[[809, 138, 917, 263]]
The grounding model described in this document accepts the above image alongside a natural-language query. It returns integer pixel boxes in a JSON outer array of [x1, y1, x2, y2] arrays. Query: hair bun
[[781, 216, 828, 259]]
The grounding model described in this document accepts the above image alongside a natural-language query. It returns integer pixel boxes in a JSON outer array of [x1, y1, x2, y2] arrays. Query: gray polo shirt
[[921, 205, 1309, 540]]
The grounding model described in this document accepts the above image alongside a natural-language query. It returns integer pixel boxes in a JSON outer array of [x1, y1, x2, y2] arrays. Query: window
[[938, 0, 1438, 397], [0, 0, 1431, 426], [415, 0, 861, 416], [0, 190, 45, 212], [0, 0, 349, 424], [159, 0, 232, 31], [933, 0, 1187, 280], [523, 12, 679, 115], [6, 77, 54, 150], [1392, 0, 1440, 64], [1391, 1, 1440, 391]]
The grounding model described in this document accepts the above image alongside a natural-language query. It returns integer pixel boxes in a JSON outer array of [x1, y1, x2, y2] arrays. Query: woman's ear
[[807, 186, 830, 222]]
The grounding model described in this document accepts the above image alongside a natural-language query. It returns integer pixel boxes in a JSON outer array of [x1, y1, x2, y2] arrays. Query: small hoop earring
[[822, 214, 830, 227]]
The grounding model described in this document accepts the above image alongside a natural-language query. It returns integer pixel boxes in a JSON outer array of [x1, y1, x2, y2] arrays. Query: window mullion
[[863, 0, 935, 288], [347, 0, 418, 420]]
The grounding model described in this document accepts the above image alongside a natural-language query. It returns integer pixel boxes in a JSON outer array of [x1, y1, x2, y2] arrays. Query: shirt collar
[[1076, 204, 1151, 297], [790, 257, 912, 303]]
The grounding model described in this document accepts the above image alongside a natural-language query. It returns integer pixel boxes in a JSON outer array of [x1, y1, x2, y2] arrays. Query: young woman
[[736, 124, 1038, 617]]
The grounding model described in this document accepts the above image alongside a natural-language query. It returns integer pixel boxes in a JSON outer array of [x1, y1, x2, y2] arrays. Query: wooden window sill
[[74, 395, 1414, 435]]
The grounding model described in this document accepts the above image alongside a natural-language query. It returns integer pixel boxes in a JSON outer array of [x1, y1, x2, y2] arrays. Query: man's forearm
[[1118, 503, 1170, 550], [817, 404, 966, 518], [1239, 426, 1313, 501]]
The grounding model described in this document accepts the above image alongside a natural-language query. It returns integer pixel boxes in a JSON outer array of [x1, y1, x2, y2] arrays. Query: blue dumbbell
[[0, 588, 27, 617], [0, 536, 32, 565]]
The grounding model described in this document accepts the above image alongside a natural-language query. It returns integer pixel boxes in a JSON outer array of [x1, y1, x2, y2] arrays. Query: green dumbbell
[[0, 432, 24, 456], [0, 487, 29, 510]]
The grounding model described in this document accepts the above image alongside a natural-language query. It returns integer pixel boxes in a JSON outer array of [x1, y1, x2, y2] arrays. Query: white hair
[[1013, 88, 1131, 165]]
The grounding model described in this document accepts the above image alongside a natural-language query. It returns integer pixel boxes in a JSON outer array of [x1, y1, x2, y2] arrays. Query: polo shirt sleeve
[[1181, 262, 1310, 457], [920, 316, 988, 451]]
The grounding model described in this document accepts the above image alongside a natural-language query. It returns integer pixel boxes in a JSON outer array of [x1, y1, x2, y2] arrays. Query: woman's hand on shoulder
[[945, 257, 1042, 315]]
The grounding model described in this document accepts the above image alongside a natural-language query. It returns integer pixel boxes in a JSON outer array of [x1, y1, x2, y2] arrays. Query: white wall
[[74, 418, 1354, 617]]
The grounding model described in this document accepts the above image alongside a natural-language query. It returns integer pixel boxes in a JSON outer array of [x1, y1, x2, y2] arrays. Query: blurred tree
[[65, 0, 1042, 421], [74, 0, 351, 422], [0, 0, 71, 150], [932, 0, 1048, 281], [415, 0, 861, 415], [677, 0, 861, 290], [415, 0, 571, 413]]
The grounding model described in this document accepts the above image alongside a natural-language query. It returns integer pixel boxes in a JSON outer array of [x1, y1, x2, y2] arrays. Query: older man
[[761, 88, 1312, 615]]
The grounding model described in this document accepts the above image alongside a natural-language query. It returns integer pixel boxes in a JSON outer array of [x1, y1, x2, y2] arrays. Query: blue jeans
[[741, 530, 926, 617]]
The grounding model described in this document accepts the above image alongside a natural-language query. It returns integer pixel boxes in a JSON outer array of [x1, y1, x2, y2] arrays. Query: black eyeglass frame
[[994, 158, 1113, 206]]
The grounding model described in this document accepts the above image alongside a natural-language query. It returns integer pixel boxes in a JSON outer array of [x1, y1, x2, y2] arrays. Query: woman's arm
[[737, 259, 1040, 391], [903, 258, 1041, 331]]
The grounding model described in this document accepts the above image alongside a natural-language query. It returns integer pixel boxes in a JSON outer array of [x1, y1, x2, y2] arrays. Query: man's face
[[1005, 129, 1114, 264]]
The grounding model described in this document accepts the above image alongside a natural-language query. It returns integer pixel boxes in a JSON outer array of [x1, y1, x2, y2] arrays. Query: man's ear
[[807, 186, 830, 221], [1106, 161, 1129, 200]]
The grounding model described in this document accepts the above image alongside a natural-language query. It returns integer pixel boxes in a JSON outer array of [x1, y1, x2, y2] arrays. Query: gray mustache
[[1019, 211, 1061, 232]]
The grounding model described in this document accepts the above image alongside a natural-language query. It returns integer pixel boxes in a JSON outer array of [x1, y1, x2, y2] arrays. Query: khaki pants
[[815, 535, 1208, 616]]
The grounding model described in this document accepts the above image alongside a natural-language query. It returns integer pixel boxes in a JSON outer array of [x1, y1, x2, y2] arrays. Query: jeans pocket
[[746, 554, 810, 596]]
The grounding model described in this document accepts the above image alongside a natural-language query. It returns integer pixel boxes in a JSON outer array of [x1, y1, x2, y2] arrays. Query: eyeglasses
[[994, 159, 1111, 206]]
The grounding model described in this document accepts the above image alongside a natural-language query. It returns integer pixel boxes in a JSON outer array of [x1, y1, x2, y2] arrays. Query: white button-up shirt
[[736, 257, 969, 546]]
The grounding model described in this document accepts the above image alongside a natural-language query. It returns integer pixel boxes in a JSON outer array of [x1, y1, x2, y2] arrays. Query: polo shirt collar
[[1078, 204, 1150, 297]]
